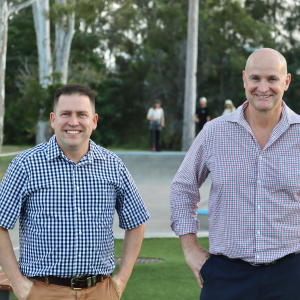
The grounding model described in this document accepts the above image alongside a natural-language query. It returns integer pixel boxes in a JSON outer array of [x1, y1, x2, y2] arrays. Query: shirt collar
[[227, 100, 300, 126], [45, 135, 105, 162]]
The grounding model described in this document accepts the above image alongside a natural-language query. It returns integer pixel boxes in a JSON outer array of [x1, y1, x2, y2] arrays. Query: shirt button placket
[[73, 165, 80, 265], [255, 152, 264, 262]]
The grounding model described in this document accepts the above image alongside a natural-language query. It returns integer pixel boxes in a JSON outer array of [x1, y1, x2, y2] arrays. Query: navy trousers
[[200, 253, 300, 300]]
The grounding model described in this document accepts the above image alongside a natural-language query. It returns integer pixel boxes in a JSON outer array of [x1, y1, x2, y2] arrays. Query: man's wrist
[[200, 253, 210, 266]]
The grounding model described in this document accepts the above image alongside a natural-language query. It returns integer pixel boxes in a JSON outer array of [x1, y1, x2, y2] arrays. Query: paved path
[[2, 151, 211, 267]]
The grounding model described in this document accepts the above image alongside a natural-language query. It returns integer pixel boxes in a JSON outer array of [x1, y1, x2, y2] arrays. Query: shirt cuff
[[170, 218, 200, 236]]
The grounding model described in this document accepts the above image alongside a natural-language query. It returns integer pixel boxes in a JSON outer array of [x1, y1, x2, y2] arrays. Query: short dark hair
[[152, 99, 161, 108], [54, 84, 95, 112]]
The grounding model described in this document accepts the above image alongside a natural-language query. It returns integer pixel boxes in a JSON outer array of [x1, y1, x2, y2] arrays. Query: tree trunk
[[32, 0, 53, 144], [55, 0, 75, 84], [182, 0, 199, 151], [0, 0, 36, 153], [0, 0, 8, 153]]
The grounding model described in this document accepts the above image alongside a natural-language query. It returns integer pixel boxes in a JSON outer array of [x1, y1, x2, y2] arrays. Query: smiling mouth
[[66, 130, 81, 134], [255, 95, 271, 99]]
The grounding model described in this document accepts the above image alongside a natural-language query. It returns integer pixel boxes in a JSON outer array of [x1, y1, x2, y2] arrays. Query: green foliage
[[4, 0, 300, 149]]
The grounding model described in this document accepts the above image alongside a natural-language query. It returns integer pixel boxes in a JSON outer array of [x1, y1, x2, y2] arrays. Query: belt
[[31, 274, 110, 290], [249, 250, 300, 266], [223, 251, 300, 267]]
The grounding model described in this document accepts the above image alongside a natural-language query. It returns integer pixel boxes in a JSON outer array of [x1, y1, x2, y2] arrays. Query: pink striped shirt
[[170, 101, 300, 263]]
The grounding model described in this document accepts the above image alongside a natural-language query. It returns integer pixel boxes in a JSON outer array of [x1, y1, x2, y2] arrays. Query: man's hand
[[180, 233, 210, 288], [11, 276, 34, 300], [112, 224, 145, 298], [0, 227, 34, 299], [111, 274, 126, 298]]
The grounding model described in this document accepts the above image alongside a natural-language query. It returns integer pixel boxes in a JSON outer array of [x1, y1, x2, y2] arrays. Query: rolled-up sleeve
[[170, 127, 210, 236]]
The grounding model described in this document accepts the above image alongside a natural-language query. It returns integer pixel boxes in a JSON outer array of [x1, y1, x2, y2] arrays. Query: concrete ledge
[[114, 152, 186, 183]]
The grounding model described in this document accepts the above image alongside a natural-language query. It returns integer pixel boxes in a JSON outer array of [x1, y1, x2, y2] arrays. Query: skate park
[[3, 151, 211, 266]]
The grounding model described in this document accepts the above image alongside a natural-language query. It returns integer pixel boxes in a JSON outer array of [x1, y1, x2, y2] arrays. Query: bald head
[[242, 48, 291, 113], [245, 48, 287, 75]]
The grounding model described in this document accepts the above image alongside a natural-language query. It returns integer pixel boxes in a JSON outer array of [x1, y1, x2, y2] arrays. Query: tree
[[33, 0, 75, 144], [32, 0, 52, 144], [0, 0, 36, 152], [182, 0, 199, 151], [54, 0, 75, 84]]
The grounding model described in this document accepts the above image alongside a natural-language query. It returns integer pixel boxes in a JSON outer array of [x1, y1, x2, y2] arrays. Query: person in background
[[147, 100, 165, 151], [195, 97, 210, 133], [222, 99, 236, 115]]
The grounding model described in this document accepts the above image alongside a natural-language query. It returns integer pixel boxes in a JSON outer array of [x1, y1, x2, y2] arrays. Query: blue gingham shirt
[[0, 136, 150, 277], [171, 101, 300, 264]]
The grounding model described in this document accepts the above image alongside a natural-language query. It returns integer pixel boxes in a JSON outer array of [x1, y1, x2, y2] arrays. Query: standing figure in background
[[147, 100, 165, 151], [222, 99, 236, 115], [195, 97, 210, 133]]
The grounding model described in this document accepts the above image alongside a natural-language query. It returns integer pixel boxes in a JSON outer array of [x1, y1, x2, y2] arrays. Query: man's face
[[200, 100, 207, 108], [50, 94, 98, 155], [243, 52, 291, 112]]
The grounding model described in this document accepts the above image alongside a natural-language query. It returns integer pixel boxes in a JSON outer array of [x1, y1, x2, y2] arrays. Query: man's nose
[[257, 80, 269, 93], [68, 114, 79, 126]]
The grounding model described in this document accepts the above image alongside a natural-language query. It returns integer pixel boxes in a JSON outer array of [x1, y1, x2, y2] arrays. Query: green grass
[[1, 145, 32, 153], [0, 156, 17, 180], [0, 145, 33, 180], [114, 238, 209, 300], [13, 238, 209, 300]]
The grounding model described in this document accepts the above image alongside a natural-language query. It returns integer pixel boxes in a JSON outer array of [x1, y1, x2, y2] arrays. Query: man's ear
[[242, 70, 246, 88], [284, 73, 291, 91], [50, 112, 55, 129], [92, 114, 98, 130]]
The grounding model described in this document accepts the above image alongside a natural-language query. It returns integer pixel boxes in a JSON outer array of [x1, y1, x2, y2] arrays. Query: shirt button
[[79, 231, 82, 234], [257, 205, 260, 209], [78, 209, 81, 212], [78, 254, 81, 258], [257, 231, 260, 235], [257, 180, 261, 184], [259, 156, 262, 160], [257, 255, 260, 259]]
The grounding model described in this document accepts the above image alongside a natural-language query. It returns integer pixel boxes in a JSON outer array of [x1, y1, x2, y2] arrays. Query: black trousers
[[150, 130, 160, 151], [200, 253, 300, 300]]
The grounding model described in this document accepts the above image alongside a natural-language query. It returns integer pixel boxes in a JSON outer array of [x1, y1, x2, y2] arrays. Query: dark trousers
[[150, 130, 160, 151], [197, 122, 206, 134], [200, 254, 300, 300]]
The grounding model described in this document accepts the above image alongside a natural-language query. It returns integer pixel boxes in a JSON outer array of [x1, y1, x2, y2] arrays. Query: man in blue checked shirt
[[171, 48, 300, 300], [0, 84, 150, 300]]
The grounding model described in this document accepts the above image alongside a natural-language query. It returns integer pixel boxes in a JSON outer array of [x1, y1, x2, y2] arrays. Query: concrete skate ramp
[[113, 152, 210, 238], [115, 152, 186, 183]]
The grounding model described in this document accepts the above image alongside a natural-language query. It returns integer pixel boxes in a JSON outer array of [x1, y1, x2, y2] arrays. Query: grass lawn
[[12, 238, 209, 300], [114, 237, 209, 300], [0, 145, 33, 180]]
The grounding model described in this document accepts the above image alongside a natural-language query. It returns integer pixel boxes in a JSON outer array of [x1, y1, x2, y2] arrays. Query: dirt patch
[[114, 258, 163, 264]]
